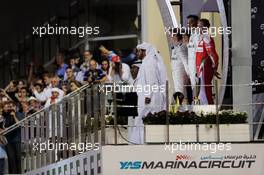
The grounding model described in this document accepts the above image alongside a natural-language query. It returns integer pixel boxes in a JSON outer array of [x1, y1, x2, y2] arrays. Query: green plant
[[143, 110, 247, 125]]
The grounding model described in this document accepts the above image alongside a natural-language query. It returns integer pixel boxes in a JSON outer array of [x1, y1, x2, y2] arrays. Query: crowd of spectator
[[0, 45, 138, 174]]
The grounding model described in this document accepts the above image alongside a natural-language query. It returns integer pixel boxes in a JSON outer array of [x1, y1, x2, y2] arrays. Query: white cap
[[51, 88, 60, 94], [28, 96, 38, 102]]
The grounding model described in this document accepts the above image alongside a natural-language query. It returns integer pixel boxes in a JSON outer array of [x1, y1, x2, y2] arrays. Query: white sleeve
[[75, 71, 84, 83], [121, 63, 132, 82], [106, 67, 113, 82], [33, 90, 47, 102], [64, 72, 67, 81], [157, 56, 168, 85], [44, 99, 51, 108], [144, 58, 158, 98]]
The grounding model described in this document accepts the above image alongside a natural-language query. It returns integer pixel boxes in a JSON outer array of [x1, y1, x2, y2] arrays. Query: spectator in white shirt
[[75, 70, 85, 84], [107, 55, 133, 84], [44, 88, 63, 138], [31, 76, 64, 102], [44, 88, 62, 108], [80, 50, 93, 72], [64, 57, 80, 81]]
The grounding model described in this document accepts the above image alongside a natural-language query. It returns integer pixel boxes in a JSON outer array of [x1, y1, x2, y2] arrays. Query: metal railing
[[23, 149, 102, 175], [1, 83, 107, 173]]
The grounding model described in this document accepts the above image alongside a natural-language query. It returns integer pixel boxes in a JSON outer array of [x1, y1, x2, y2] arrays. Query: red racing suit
[[196, 34, 219, 104]]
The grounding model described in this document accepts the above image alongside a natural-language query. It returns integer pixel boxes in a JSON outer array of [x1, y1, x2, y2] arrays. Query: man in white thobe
[[129, 43, 167, 144]]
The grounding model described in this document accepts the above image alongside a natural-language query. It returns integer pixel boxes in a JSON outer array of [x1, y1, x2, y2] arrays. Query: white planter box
[[144, 125, 167, 143], [169, 125, 197, 142], [145, 124, 250, 143], [198, 124, 218, 142], [144, 125, 197, 143], [220, 124, 250, 142]]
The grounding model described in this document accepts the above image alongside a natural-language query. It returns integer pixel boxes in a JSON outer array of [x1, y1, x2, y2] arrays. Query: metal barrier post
[[215, 79, 220, 142], [74, 95, 80, 153], [166, 81, 170, 143], [35, 114, 40, 169], [99, 85, 106, 146], [20, 120, 25, 172], [68, 98, 74, 157], [113, 83, 118, 145], [93, 85, 99, 143], [80, 91, 86, 144], [44, 110, 50, 166], [51, 105, 56, 163], [62, 100, 68, 159], [86, 87, 92, 143], [40, 111, 45, 166], [25, 117, 30, 171]]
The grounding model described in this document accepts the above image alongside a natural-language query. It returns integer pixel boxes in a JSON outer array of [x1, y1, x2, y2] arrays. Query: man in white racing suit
[[187, 15, 200, 102], [170, 31, 190, 99]]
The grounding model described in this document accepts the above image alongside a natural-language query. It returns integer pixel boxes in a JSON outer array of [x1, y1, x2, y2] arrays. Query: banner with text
[[102, 143, 264, 175]]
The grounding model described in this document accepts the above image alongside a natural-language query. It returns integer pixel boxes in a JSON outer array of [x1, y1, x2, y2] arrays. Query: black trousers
[[186, 86, 193, 105], [6, 143, 21, 174]]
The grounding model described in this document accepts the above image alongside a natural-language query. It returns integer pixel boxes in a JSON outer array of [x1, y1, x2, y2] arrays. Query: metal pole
[[215, 79, 220, 142], [166, 81, 170, 143], [196, 124, 199, 142], [86, 88, 92, 143], [100, 86, 106, 146], [113, 83, 118, 145], [93, 86, 99, 144]]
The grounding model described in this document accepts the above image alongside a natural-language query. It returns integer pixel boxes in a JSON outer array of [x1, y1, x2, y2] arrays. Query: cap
[[51, 88, 60, 94], [112, 55, 121, 63], [28, 96, 38, 102]]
